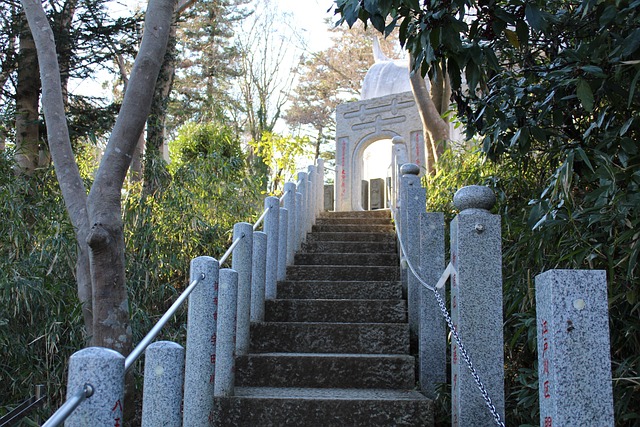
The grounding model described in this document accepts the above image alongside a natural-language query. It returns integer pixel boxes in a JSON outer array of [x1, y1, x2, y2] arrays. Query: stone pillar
[[370, 178, 384, 210], [184, 256, 219, 426], [295, 191, 303, 250], [142, 341, 184, 427], [250, 231, 267, 322], [361, 180, 369, 211], [335, 136, 351, 211], [307, 166, 317, 231], [232, 223, 253, 356], [316, 159, 325, 214], [297, 172, 308, 245], [324, 184, 334, 211], [277, 207, 288, 282], [535, 270, 613, 427], [450, 185, 504, 427], [65, 347, 124, 427], [283, 182, 297, 266], [419, 212, 446, 398], [263, 196, 279, 300], [391, 136, 408, 211], [214, 269, 238, 397], [400, 163, 423, 350]]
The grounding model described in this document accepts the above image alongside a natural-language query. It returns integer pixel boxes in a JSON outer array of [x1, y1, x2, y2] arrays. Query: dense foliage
[[334, 0, 639, 424], [0, 119, 262, 420]]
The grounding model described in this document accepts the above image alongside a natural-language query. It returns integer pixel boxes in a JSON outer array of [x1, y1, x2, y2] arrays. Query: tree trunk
[[14, 12, 40, 175], [408, 58, 450, 175], [21, 0, 177, 354]]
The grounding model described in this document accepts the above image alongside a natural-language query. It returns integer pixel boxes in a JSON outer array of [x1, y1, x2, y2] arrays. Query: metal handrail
[[124, 274, 204, 372], [41, 384, 93, 427], [0, 385, 46, 427]]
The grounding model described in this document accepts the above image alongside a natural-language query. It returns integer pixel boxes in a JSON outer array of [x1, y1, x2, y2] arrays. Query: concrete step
[[301, 240, 397, 254], [312, 224, 395, 233], [277, 280, 403, 300], [320, 210, 391, 219], [213, 387, 433, 426], [286, 265, 399, 281], [294, 252, 398, 266], [315, 217, 392, 226], [265, 299, 406, 323], [306, 231, 396, 242], [236, 353, 415, 389], [249, 322, 409, 354]]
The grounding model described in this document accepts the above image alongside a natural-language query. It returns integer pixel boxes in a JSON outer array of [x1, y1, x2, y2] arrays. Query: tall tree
[[21, 0, 175, 352]]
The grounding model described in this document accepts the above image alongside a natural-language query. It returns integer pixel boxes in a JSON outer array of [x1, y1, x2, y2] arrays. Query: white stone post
[[535, 269, 614, 427], [391, 136, 408, 212], [307, 166, 316, 231], [184, 256, 219, 427], [65, 347, 124, 427], [419, 211, 446, 398], [250, 231, 267, 322], [316, 159, 325, 214], [277, 207, 288, 282], [214, 268, 238, 397], [450, 185, 504, 427], [263, 196, 279, 300], [297, 172, 308, 241], [400, 164, 423, 350], [295, 191, 303, 250], [232, 222, 252, 356], [283, 182, 297, 266], [142, 341, 184, 427]]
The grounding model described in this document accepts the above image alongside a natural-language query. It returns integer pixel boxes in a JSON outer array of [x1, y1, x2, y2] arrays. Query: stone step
[[236, 353, 415, 389], [306, 232, 396, 242], [320, 210, 391, 219], [213, 387, 433, 427], [294, 252, 399, 266], [286, 265, 399, 281], [315, 217, 392, 226], [301, 240, 397, 254], [265, 299, 406, 323], [312, 224, 395, 233], [277, 280, 403, 300], [249, 322, 409, 354]]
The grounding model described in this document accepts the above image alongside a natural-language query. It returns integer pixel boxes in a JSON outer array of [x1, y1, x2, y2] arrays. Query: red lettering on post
[[544, 416, 553, 427], [543, 380, 551, 398]]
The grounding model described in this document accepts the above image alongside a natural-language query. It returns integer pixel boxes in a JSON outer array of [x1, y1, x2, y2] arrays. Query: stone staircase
[[214, 210, 433, 426]]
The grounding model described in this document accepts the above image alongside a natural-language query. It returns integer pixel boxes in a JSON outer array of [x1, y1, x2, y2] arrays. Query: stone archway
[[335, 91, 424, 211]]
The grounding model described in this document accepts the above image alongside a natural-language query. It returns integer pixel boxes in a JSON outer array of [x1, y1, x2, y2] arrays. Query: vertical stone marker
[[183, 256, 219, 427], [369, 178, 384, 210], [250, 231, 267, 322], [65, 347, 124, 427], [283, 182, 297, 266], [535, 269, 614, 427], [263, 196, 279, 300], [419, 211, 446, 398], [142, 341, 184, 427], [450, 185, 504, 427], [232, 222, 253, 356], [215, 268, 238, 397], [277, 207, 288, 282]]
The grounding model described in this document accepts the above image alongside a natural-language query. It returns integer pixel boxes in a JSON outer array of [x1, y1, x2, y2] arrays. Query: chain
[[392, 207, 505, 427], [431, 287, 506, 427]]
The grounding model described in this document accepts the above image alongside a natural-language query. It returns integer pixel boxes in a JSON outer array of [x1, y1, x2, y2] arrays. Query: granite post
[[250, 231, 267, 322], [297, 172, 308, 246], [283, 182, 297, 266], [141, 341, 184, 427], [183, 256, 219, 426], [295, 191, 303, 250], [316, 159, 325, 214], [277, 207, 288, 283], [370, 178, 384, 210], [361, 180, 369, 210], [65, 347, 124, 427], [263, 196, 279, 300], [535, 269, 614, 426], [450, 185, 504, 426], [232, 222, 253, 356], [419, 212, 446, 397], [307, 166, 317, 231], [214, 268, 238, 397], [391, 136, 408, 211], [324, 185, 334, 211], [400, 163, 423, 350]]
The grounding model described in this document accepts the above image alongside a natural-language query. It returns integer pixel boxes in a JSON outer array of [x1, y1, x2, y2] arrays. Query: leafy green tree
[[334, 0, 640, 424]]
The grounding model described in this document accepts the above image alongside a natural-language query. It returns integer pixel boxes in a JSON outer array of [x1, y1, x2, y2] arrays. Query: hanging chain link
[[392, 208, 505, 427]]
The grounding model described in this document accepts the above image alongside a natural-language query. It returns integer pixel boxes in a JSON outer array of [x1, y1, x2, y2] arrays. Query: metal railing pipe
[[42, 384, 93, 427]]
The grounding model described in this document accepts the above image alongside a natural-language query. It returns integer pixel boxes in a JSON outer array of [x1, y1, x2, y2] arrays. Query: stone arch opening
[[352, 134, 395, 210]]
